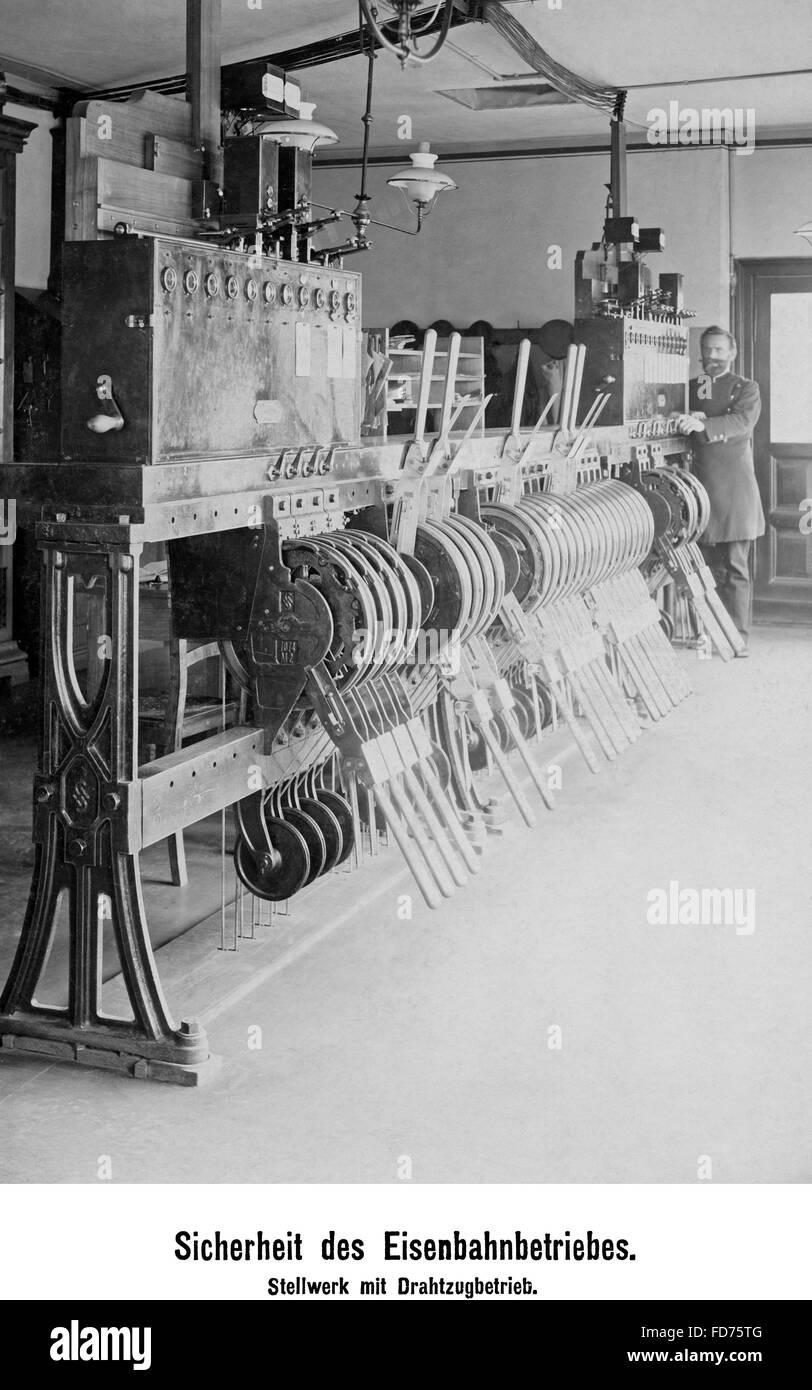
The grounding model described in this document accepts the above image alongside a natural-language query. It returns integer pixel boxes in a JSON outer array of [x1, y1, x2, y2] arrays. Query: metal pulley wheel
[[284, 537, 377, 690], [542, 491, 604, 594], [466, 719, 490, 770], [485, 527, 521, 596], [668, 468, 711, 540], [414, 521, 475, 645], [279, 803, 328, 885], [297, 796, 345, 873], [556, 491, 609, 595], [509, 685, 534, 739], [479, 503, 546, 609], [609, 481, 655, 564], [447, 513, 507, 627], [640, 469, 697, 545], [424, 739, 453, 792], [233, 815, 311, 901], [398, 551, 436, 627], [492, 711, 513, 752], [284, 530, 427, 690], [319, 536, 393, 683], [325, 533, 396, 676], [518, 494, 567, 604], [588, 487, 626, 583], [314, 787, 355, 866], [438, 517, 494, 638], [534, 680, 554, 727], [345, 529, 424, 664]]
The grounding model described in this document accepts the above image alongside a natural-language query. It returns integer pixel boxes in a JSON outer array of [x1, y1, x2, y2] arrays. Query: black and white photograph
[[0, 0, 810, 1318]]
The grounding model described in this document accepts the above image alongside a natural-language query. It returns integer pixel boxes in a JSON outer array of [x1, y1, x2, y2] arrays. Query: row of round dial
[[160, 265, 356, 314]]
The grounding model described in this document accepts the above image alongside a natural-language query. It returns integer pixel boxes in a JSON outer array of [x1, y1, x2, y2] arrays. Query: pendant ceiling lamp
[[256, 102, 338, 154], [387, 143, 457, 229]]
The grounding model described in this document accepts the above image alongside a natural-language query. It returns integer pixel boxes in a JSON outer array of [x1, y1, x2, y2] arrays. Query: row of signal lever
[[217, 331, 729, 913]]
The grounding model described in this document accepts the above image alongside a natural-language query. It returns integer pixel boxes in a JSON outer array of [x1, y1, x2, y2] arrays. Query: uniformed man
[[676, 325, 764, 656]]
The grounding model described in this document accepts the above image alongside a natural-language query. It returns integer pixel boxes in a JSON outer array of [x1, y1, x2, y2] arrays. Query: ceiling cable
[[482, 1, 620, 114]]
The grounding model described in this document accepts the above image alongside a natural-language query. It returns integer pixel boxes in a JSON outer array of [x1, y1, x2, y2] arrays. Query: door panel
[[736, 260, 812, 624], [770, 445, 812, 586]]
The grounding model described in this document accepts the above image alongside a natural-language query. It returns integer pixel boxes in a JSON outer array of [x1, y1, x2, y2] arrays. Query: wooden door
[[736, 258, 812, 624]]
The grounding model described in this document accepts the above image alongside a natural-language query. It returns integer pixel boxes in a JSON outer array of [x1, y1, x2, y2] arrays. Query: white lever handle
[[87, 374, 125, 433]]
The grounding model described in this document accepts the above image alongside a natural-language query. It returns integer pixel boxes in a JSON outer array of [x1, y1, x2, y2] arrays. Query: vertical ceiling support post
[[610, 116, 627, 219], [186, 0, 224, 192]]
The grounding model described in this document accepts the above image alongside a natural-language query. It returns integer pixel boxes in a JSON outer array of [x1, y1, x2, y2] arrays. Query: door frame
[[733, 257, 812, 371], [734, 257, 812, 624]]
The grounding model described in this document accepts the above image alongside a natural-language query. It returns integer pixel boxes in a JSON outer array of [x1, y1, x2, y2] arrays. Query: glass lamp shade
[[256, 112, 339, 154], [387, 143, 457, 210]]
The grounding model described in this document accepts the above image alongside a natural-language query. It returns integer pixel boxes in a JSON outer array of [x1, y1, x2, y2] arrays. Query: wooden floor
[[0, 625, 810, 1183]]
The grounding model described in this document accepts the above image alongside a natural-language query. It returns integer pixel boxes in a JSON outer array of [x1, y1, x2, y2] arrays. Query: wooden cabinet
[[0, 113, 34, 692]]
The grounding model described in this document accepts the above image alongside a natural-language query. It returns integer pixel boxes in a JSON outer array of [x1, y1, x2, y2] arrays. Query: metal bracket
[[244, 522, 335, 751]]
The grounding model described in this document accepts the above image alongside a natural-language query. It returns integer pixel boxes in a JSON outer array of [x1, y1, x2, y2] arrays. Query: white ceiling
[[0, 0, 357, 87], [1, 0, 811, 155]]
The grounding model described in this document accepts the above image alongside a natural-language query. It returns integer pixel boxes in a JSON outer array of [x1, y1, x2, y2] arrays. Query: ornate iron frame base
[[0, 517, 219, 1084], [0, 1028, 220, 1086]]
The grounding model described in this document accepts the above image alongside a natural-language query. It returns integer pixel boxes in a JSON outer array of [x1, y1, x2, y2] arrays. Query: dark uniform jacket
[[688, 371, 765, 544]]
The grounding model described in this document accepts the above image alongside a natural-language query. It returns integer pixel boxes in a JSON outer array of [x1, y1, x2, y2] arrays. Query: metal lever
[[567, 392, 610, 460], [502, 337, 531, 455], [87, 374, 125, 433], [437, 332, 461, 443], [391, 330, 439, 553], [413, 328, 437, 453], [559, 343, 578, 435], [518, 392, 560, 467], [510, 338, 530, 438]]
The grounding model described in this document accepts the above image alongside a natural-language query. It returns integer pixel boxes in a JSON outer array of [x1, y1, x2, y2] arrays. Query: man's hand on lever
[[674, 411, 706, 435]]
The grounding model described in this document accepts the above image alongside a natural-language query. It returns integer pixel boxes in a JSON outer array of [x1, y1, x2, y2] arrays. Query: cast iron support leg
[[0, 532, 215, 1084]]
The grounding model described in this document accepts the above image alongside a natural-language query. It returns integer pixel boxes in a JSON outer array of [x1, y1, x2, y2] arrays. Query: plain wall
[[313, 146, 731, 343], [730, 145, 812, 259]]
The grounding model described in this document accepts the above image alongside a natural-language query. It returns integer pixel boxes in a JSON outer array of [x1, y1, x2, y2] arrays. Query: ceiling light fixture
[[359, 0, 455, 68], [256, 102, 339, 154], [386, 143, 457, 229], [310, 24, 458, 262]]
